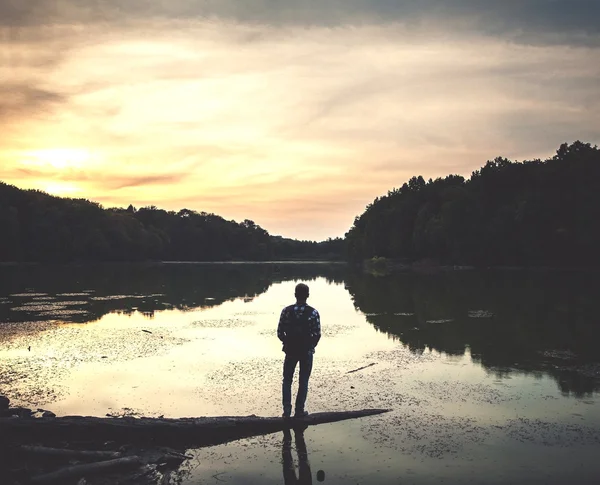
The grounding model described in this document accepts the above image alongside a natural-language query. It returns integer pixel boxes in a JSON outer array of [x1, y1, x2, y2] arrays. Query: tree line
[[345, 141, 600, 267], [1, 140, 598, 265], [0, 183, 343, 262]]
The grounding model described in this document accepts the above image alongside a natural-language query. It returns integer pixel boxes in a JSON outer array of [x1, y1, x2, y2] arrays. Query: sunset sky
[[1, 1, 599, 240]]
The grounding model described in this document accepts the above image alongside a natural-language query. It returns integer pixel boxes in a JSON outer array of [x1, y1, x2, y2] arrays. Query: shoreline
[[361, 257, 600, 274]]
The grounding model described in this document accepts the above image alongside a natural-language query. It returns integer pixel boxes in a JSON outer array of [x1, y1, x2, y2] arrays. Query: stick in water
[[347, 363, 377, 374]]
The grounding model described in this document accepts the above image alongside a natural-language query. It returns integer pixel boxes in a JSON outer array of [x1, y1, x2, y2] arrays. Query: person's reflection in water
[[282, 423, 315, 485]]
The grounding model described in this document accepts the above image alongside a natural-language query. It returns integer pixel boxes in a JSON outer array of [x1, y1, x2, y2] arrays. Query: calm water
[[1, 263, 600, 484]]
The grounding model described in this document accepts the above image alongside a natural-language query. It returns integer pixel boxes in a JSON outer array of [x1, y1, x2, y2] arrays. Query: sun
[[16, 148, 93, 196]]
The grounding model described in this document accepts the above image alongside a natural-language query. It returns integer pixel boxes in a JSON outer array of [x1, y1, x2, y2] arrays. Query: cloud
[[102, 174, 188, 190], [6, 164, 188, 191], [0, 84, 67, 123], [1, 1, 599, 46]]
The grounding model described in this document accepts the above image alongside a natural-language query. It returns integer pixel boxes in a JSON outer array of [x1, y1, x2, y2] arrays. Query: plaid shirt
[[277, 303, 321, 354]]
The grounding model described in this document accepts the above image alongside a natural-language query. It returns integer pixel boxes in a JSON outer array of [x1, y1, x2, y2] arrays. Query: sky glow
[[1, 1, 599, 240]]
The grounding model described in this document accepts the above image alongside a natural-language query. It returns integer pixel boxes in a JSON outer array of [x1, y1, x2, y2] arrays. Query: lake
[[1, 262, 600, 484]]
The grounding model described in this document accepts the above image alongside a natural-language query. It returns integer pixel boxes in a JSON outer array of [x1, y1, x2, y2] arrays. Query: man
[[277, 283, 321, 418]]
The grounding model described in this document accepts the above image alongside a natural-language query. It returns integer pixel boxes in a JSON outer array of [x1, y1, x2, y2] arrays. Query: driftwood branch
[[18, 445, 123, 461], [347, 363, 377, 373], [29, 456, 142, 484], [1, 409, 390, 448]]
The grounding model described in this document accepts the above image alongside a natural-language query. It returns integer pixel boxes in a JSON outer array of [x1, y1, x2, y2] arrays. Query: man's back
[[278, 303, 321, 355]]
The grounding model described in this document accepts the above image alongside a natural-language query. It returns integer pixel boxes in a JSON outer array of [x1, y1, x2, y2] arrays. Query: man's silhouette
[[277, 283, 321, 418], [282, 425, 313, 485]]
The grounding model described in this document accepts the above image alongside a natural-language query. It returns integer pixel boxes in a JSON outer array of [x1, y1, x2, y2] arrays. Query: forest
[[1, 141, 598, 266], [345, 141, 600, 267], [0, 183, 343, 262]]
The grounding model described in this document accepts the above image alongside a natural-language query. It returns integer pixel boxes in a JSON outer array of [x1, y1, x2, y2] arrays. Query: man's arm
[[277, 307, 288, 343], [309, 309, 321, 348]]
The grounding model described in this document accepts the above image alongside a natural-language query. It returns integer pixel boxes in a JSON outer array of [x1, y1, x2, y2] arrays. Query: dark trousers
[[282, 352, 313, 415]]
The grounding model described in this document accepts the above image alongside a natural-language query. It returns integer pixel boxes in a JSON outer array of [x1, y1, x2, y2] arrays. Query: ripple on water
[[0, 355, 68, 406], [11, 304, 68, 312], [191, 318, 256, 328], [539, 349, 578, 360], [502, 418, 600, 447], [196, 356, 417, 415], [89, 295, 145, 301], [0, 321, 54, 346], [37, 309, 90, 317], [233, 311, 274, 317], [411, 380, 519, 405], [199, 357, 282, 413], [361, 410, 490, 458], [0, 324, 189, 407], [47, 300, 88, 307], [468, 310, 494, 318], [310, 356, 429, 413], [364, 346, 436, 365], [322, 323, 359, 337], [259, 323, 357, 338]]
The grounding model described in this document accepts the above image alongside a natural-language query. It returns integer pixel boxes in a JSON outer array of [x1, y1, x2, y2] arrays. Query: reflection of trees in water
[[0, 263, 347, 324], [346, 270, 600, 396]]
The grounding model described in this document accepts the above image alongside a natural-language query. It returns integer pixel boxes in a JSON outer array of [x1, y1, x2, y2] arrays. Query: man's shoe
[[282, 412, 291, 419], [294, 410, 309, 418]]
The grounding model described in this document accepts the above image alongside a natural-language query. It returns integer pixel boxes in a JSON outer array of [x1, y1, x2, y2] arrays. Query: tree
[[346, 141, 600, 267]]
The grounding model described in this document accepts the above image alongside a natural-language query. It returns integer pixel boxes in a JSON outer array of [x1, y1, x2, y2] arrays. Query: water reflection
[[0, 263, 347, 325], [282, 424, 313, 485], [2, 263, 600, 484], [1, 263, 599, 398], [346, 269, 600, 396]]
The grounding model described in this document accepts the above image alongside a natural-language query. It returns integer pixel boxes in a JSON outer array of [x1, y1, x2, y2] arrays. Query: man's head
[[295, 283, 309, 302]]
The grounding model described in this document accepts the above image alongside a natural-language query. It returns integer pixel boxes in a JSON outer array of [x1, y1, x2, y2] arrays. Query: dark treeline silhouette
[[346, 141, 600, 266], [3, 140, 598, 266], [0, 183, 343, 262], [345, 269, 600, 396]]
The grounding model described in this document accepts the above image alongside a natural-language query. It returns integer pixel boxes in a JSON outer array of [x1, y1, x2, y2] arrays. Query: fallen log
[[1, 409, 389, 447], [29, 456, 142, 484], [18, 445, 123, 461]]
